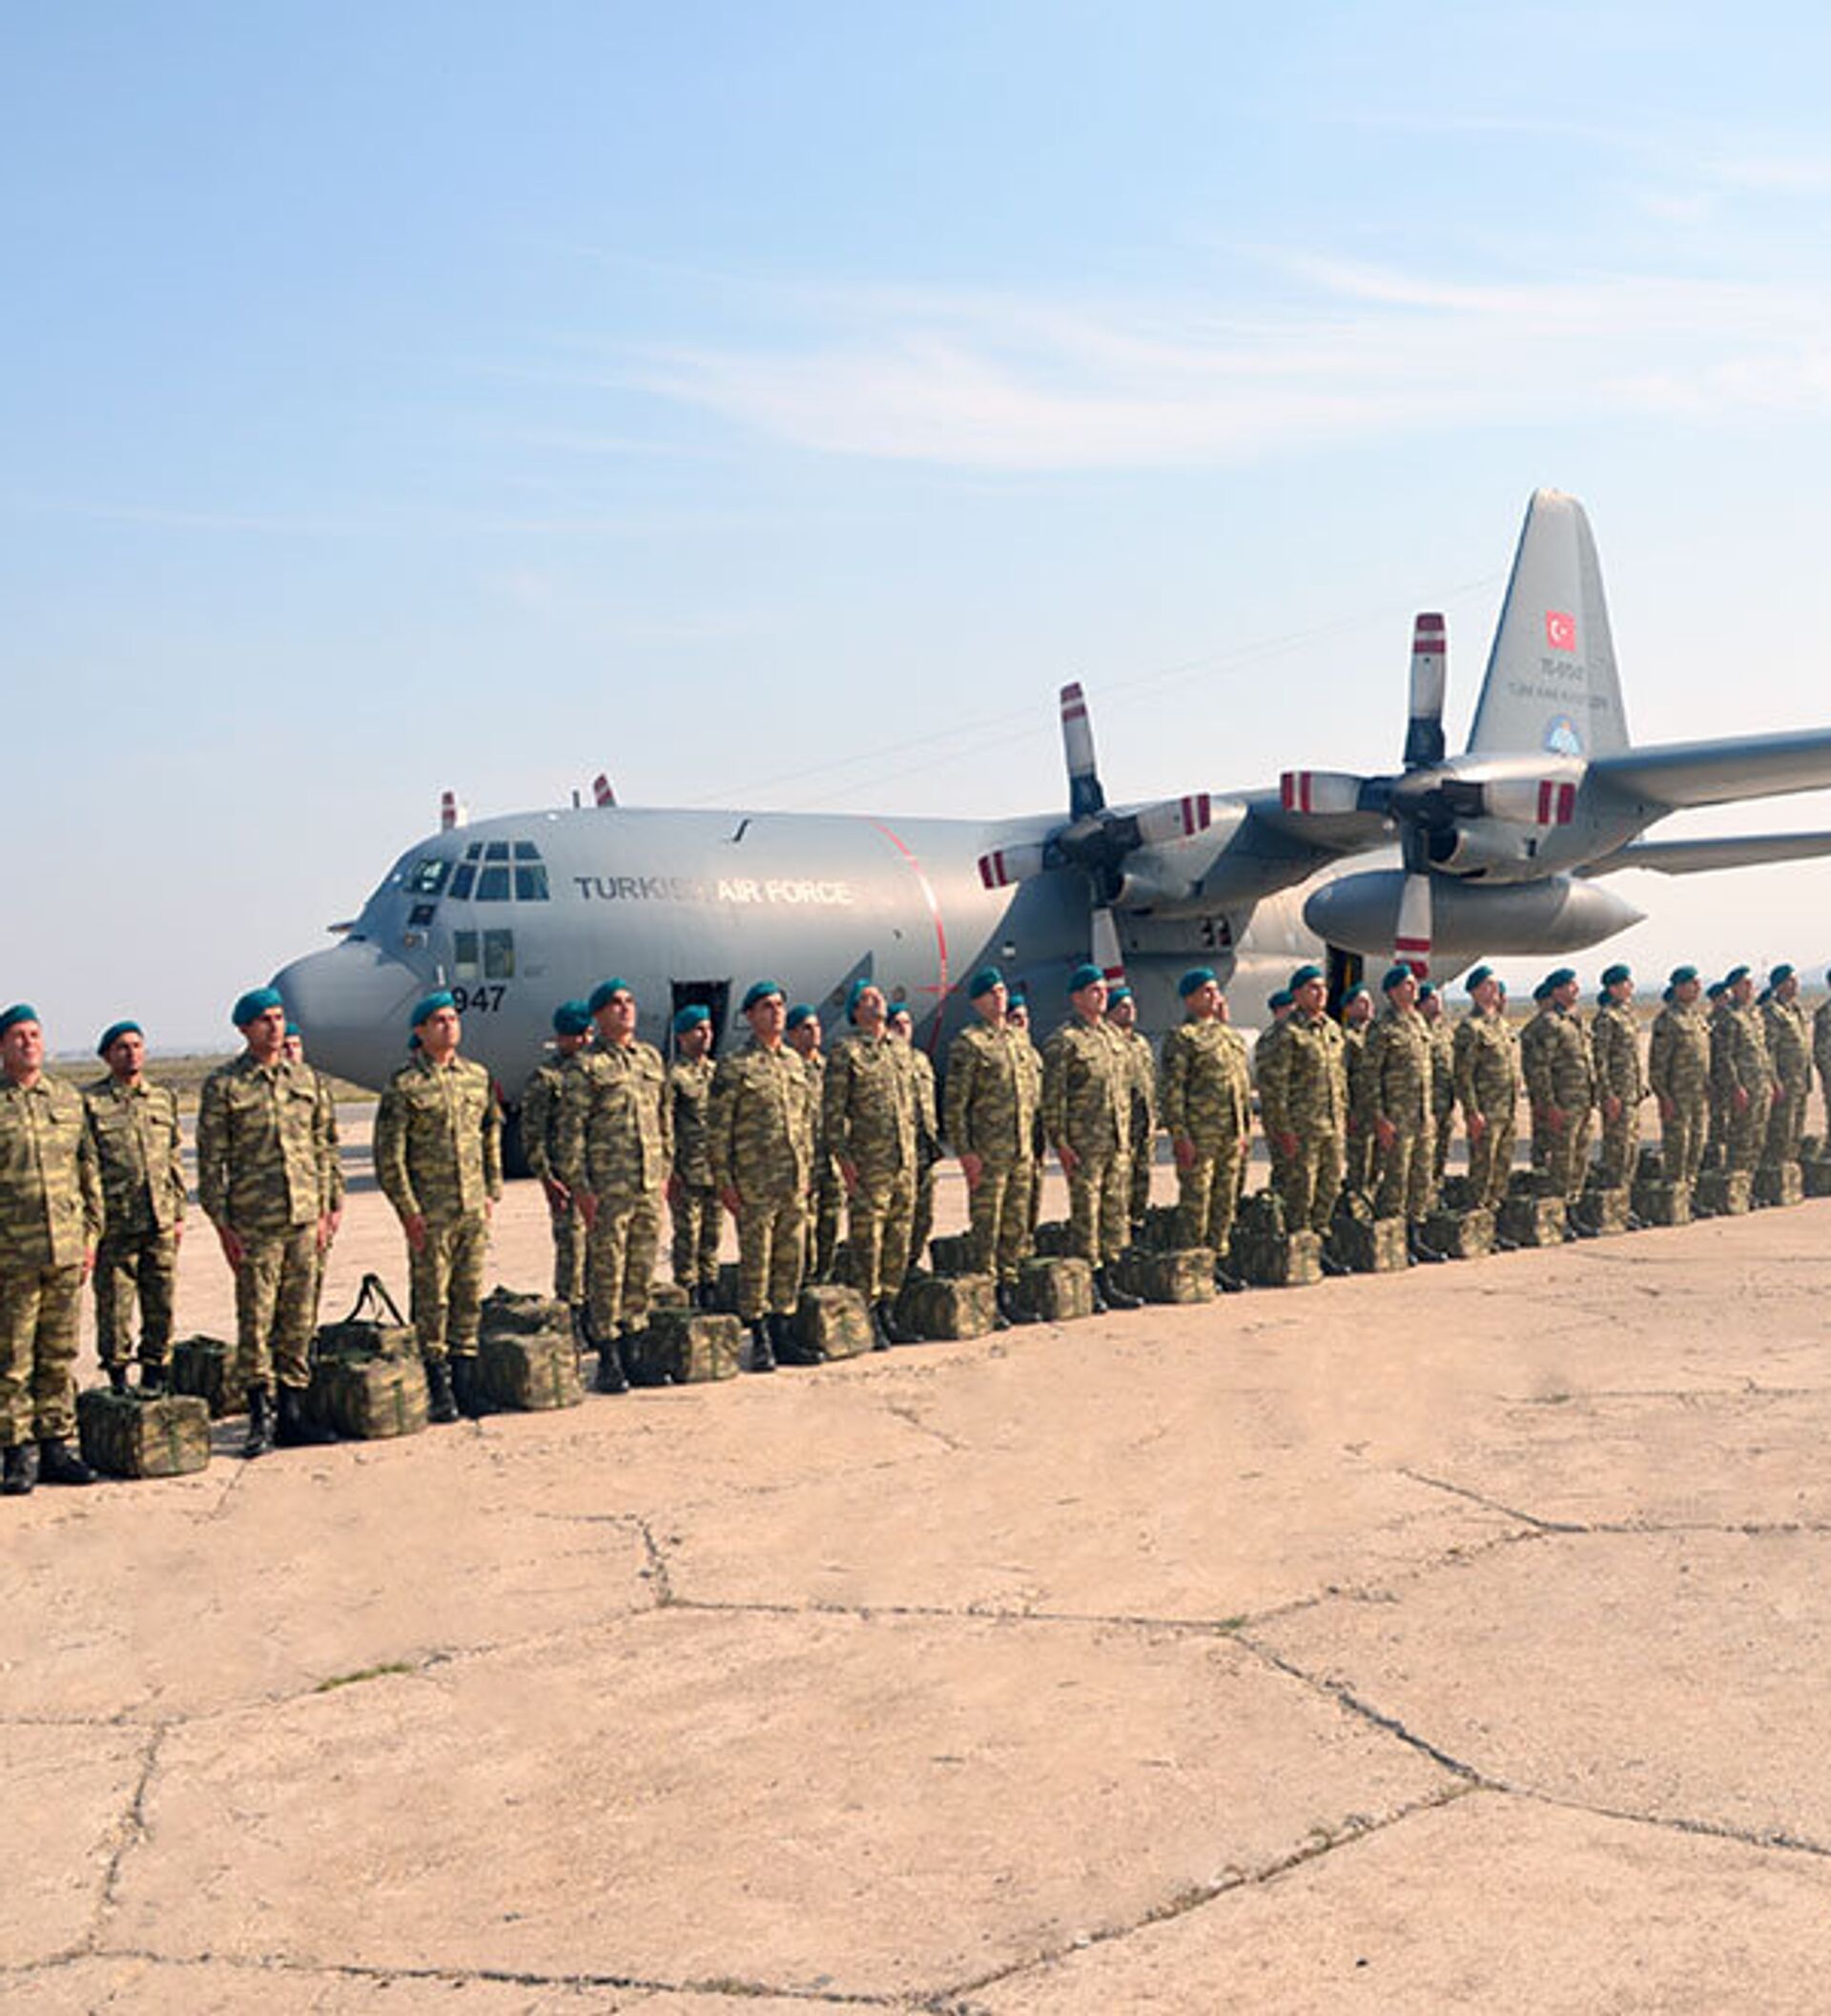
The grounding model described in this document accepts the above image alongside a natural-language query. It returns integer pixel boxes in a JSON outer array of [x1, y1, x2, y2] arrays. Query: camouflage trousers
[[93, 1224, 179, 1370], [586, 1188, 661, 1336], [908, 1162, 936, 1279], [1374, 1121, 1436, 1223], [966, 1157, 1034, 1284], [669, 1183, 721, 1292], [733, 1188, 806, 1322], [1727, 1094, 1772, 1174], [1765, 1089, 1809, 1166], [1343, 1125, 1376, 1200], [1176, 1142, 1246, 1253], [234, 1223, 319, 1394], [0, 1261, 83, 1446], [1127, 1126, 1154, 1227], [1541, 1110, 1594, 1203], [1275, 1130, 1345, 1236], [1662, 1099, 1708, 1187], [1431, 1102, 1455, 1185], [1466, 1109, 1516, 1211], [805, 1159, 843, 1282], [1066, 1149, 1130, 1268], [548, 1197, 586, 1306], [409, 1211, 489, 1361], [845, 1165, 916, 1303], [1594, 1105, 1640, 1189]]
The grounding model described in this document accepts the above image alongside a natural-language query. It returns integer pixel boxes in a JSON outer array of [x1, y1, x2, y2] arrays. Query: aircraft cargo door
[[670, 979, 730, 1058]]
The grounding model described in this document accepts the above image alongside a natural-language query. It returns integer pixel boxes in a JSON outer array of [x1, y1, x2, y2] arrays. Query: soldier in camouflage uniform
[[83, 1019, 185, 1395], [281, 1021, 344, 1335], [887, 1004, 942, 1273], [1814, 973, 1831, 1143], [1254, 987, 1296, 1200], [198, 987, 342, 1456], [1589, 963, 1646, 1191], [375, 991, 503, 1424], [1451, 965, 1518, 1213], [1761, 964, 1812, 1166], [944, 967, 1039, 1327], [787, 1005, 842, 1282], [1516, 978, 1557, 1179], [560, 977, 671, 1392], [1005, 991, 1047, 1237], [1648, 964, 1710, 1188], [519, 1000, 593, 1324], [825, 979, 922, 1346], [1419, 984, 1458, 1190], [1715, 965, 1777, 1175], [1256, 965, 1348, 1245], [1523, 968, 1595, 1215], [0, 1005, 102, 1494], [1041, 964, 1143, 1313], [1356, 965, 1440, 1258], [1104, 984, 1159, 1234], [710, 980, 816, 1369], [1339, 984, 1376, 1199], [666, 1004, 721, 1306], [1158, 967, 1251, 1289], [1704, 979, 1734, 1168]]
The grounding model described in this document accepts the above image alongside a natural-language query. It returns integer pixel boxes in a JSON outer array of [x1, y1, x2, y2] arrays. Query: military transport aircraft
[[278, 489, 1831, 1129]]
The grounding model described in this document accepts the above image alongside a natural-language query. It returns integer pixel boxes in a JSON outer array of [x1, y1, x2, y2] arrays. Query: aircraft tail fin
[[1466, 490, 1630, 760]]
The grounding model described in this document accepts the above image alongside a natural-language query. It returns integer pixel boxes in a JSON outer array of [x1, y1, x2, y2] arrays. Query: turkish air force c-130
[[278, 488, 1831, 1111]]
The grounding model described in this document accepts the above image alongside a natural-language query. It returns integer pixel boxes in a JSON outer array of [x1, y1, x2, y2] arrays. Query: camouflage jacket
[[559, 1039, 671, 1197], [823, 1028, 916, 1175], [1256, 1011, 1347, 1142], [197, 1053, 339, 1237], [1762, 998, 1812, 1097], [520, 1049, 589, 1185], [1040, 1015, 1130, 1157], [944, 1019, 1040, 1165], [710, 1038, 813, 1199], [1522, 1008, 1594, 1113], [0, 1074, 103, 1270], [1451, 1008, 1519, 1117], [375, 1052, 502, 1224], [1647, 1003, 1710, 1108], [1589, 1000, 1646, 1104], [1158, 1019, 1250, 1149], [905, 1043, 942, 1167], [1115, 1025, 1158, 1142], [1815, 999, 1831, 1088], [1355, 1003, 1432, 1131], [669, 1055, 717, 1187], [1426, 1018, 1457, 1121], [82, 1075, 186, 1236], [1713, 1003, 1775, 1102]]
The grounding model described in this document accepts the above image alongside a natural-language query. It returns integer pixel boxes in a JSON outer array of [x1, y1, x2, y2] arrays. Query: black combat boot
[[868, 1301, 894, 1350], [106, 1363, 130, 1395], [594, 1338, 630, 1394], [748, 1318, 777, 1372], [424, 1355, 460, 1425], [988, 1293, 1011, 1332], [2, 1441, 40, 1494], [1213, 1263, 1246, 1294], [875, 1298, 919, 1346], [997, 1282, 1037, 1327], [1095, 1268, 1142, 1311], [771, 1310, 824, 1367], [39, 1438, 97, 1486], [242, 1385, 274, 1460], [275, 1383, 339, 1448], [139, 1362, 166, 1397], [450, 1353, 490, 1417], [694, 1282, 717, 1312], [1088, 1271, 1110, 1314], [1408, 1225, 1446, 1265]]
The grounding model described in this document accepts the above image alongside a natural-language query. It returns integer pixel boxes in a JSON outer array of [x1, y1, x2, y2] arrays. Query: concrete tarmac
[[7, 1133, 1831, 2012]]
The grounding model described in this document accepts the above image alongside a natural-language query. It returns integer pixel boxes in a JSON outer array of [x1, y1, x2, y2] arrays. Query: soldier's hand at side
[[542, 1176, 570, 1210], [1604, 1096, 1622, 1121], [666, 1174, 682, 1206], [1172, 1137, 1196, 1172], [402, 1212, 427, 1252], [1772, 1084, 1783, 1106], [216, 1224, 245, 1270], [1733, 1086, 1750, 1114], [840, 1160, 859, 1194], [1057, 1142, 1080, 1176], [720, 1186, 742, 1218], [82, 1243, 95, 1281], [1275, 1131, 1298, 1159], [576, 1192, 600, 1230], [959, 1151, 983, 1190], [1467, 1111, 1487, 1142], [1375, 1117, 1396, 1149], [1657, 1094, 1674, 1121], [174, 1220, 185, 1246]]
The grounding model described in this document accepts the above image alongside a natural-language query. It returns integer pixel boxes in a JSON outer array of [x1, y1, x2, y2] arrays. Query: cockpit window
[[515, 862, 550, 901], [448, 863, 476, 900], [483, 841, 510, 862], [476, 864, 511, 901], [443, 836, 546, 903], [403, 856, 452, 895]]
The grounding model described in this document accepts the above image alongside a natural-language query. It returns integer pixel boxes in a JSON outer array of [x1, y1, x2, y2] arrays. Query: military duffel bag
[[1111, 1245, 1216, 1304], [1694, 1169, 1753, 1217], [1633, 1180, 1691, 1227], [1754, 1160, 1803, 1209], [925, 1232, 976, 1277], [631, 1309, 743, 1385], [170, 1334, 238, 1417], [77, 1389, 211, 1479], [478, 1285, 572, 1338], [1497, 1192, 1567, 1247], [1421, 1206, 1494, 1260], [306, 1356, 429, 1439], [896, 1270, 998, 1340], [479, 1330, 585, 1409], [1326, 1193, 1407, 1274], [792, 1285, 874, 1362], [1017, 1256, 1095, 1322], [317, 1273, 419, 1364], [1572, 1185, 1632, 1236]]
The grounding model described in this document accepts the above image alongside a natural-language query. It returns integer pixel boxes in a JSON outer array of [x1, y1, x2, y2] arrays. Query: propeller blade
[[1131, 792, 1214, 847], [1060, 682, 1107, 821], [1394, 872, 1433, 976], [592, 772, 617, 808], [1482, 774, 1579, 827], [1091, 906, 1124, 984], [977, 843, 1049, 891], [1403, 613, 1447, 769], [1280, 770, 1366, 816]]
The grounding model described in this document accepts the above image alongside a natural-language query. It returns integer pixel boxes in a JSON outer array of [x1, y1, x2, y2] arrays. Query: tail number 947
[[451, 984, 507, 1013]]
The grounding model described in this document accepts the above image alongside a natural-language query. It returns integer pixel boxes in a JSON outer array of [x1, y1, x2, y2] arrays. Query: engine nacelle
[[1427, 818, 1550, 878], [1303, 871, 1642, 960]]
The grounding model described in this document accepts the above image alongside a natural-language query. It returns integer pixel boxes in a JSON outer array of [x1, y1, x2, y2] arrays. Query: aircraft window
[[512, 840, 542, 860], [408, 902, 439, 927], [405, 858, 450, 896], [483, 841, 510, 862], [448, 863, 476, 900], [476, 866, 511, 900], [453, 932, 480, 980], [514, 863, 550, 901], [463, 842, 483, 862], [483, 929, 515, 979]]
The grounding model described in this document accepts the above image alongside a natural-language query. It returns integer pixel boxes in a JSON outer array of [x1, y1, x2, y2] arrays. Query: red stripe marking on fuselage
[[869, 818, 951, 1054]]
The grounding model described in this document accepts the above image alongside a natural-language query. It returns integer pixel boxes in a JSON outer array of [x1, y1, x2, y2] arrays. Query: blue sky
[[9, 4, 1831, 1046]]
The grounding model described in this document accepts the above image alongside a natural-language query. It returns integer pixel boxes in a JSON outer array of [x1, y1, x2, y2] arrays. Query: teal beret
[[785, 1003, 816, 1031], [1669, 964, 1697, 986], [1007, 988, 1028, 1008], [1465, 965, 1493, 993], [410, 990, 456, 1028], [1418, 982, 1437, 1001], [1381, 963, 1412, 992], [1706, 979, 1727, 999], [1601, 963, 1631, 987], [1772, 962, 1796, 986], [96, 1019, 142, 1058], [672, 1004, 710, 1034], [1288, 964, 1323, 990], [968, 966, 1004, 999], [1546, 967, 1576, 990], [1179, 966, 1217, 998], [846, 977, 878, 1017], [587, 978, 632, 1014], [1531, 978, 1553, 1002], [0, 1003, 40, 1039], [1107, 983, 1133, 1005], [1343, 982, 1369, 1004], [743, 979, 785, 1012], [552, 999, 592, 1037], [284, 1021, 301, 1039], [1068, 962, 1104, 993], [1267, 988, 1292, 1011], [1724, 964, 1750, 986], [408, 1032, 422, 1051], [232, 986, 283, 1027]]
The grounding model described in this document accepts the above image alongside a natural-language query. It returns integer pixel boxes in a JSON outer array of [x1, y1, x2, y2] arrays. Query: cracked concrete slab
[[0, 1725, 151, 1966], [967, 1789, 1831, 2013], [103, 1609, 1446, 1999]]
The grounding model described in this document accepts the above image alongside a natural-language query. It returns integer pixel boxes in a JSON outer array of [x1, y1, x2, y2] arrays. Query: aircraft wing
[[1242, 790, 1392, 854], [1578, 831, 1831, 877], [1590, 729, 1831, 812]]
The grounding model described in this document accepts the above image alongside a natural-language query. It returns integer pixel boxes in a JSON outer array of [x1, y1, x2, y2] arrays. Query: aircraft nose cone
[[274, 940, 425, 1091]]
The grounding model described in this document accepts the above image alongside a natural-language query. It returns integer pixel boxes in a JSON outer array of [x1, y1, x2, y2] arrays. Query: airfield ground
[[6, 1125, 1831, 2012]]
